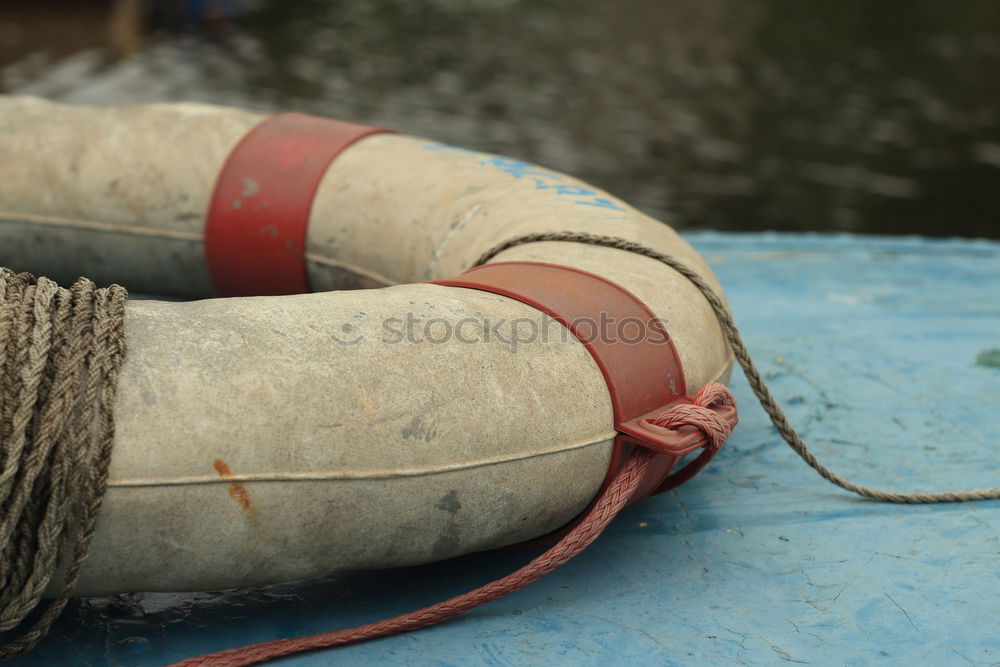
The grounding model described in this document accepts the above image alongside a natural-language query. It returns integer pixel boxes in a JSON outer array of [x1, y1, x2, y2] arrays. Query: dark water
[[2, 0, 999, 239]]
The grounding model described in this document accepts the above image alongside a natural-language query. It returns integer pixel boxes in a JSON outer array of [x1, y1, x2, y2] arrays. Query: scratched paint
[[423, 143, 627, 216]]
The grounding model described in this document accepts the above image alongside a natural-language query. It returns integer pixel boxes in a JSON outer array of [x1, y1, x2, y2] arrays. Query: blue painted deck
[[10, 232, 1000, 666]]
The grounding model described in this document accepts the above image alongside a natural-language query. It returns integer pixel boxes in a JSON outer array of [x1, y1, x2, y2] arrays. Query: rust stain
[[213, 458, 234, 478], [213, 458, 253, 514], [228, 483, 253, 511]]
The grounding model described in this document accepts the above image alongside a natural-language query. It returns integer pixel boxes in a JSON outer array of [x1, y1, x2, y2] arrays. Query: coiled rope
[[0, 268, 127, 660]]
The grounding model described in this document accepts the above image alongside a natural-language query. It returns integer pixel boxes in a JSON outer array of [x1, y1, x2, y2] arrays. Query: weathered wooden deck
[[11, 232, 1000, 666]]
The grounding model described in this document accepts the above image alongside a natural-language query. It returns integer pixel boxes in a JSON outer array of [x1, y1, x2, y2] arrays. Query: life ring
[[0, 95, 734, 596]]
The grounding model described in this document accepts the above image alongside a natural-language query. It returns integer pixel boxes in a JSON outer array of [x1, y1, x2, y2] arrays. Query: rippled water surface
[[2, 0, 999, 238]]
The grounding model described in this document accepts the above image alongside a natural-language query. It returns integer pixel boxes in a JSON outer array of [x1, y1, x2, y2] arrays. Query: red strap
[[205, 113, 394, 297], [433, 261, 732, 503]]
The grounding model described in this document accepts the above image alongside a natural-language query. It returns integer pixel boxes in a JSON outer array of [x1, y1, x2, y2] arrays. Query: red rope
[[652, 383, 736, 448], [170, 384, 735, 667]]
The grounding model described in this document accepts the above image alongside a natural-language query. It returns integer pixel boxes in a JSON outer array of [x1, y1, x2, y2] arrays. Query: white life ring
[[0, 95, 733, 596]]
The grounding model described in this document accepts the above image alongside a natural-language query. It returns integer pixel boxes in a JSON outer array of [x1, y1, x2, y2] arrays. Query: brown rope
[[476, 231, 1000, 503], [0, 268, 128, 660]]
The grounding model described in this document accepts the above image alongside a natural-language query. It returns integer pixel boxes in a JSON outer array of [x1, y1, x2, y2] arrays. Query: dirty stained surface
[[8, 232, 999, 666], [2, 0, 1000, 239]]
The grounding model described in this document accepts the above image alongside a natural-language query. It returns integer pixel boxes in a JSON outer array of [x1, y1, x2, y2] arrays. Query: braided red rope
[[169, 384, 735, 667], [652, 384, 735, 451]]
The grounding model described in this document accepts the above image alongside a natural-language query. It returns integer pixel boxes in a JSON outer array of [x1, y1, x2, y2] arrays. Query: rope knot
[[651, 382, 736, 452]]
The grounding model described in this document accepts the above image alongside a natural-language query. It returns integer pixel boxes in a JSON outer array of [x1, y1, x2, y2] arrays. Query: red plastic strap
[[205, 113, 394, 297], [433, 261, 728, 503]]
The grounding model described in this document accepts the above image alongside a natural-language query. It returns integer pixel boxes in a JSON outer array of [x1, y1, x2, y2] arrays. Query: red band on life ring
[[205, 113, 394, 297], [433, 261, 734, 505]]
